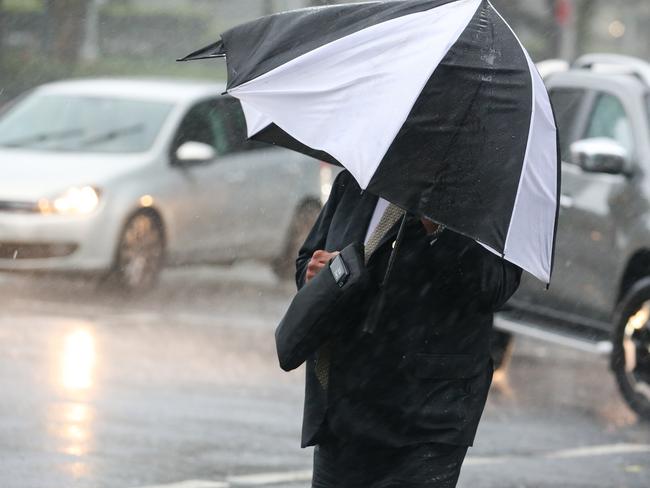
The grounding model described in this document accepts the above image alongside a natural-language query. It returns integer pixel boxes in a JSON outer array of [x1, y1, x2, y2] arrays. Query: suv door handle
[[560, 194, 574, 209]]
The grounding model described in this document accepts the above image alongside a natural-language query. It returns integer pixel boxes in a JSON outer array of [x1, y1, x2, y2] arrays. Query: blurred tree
[[81, 0, 105, 63], [485, 1, 558, 59], [0, 0, 4, 70], [548, 0, 564, 57], [44, 0, 90, 65], [574, 0, 597, 56]]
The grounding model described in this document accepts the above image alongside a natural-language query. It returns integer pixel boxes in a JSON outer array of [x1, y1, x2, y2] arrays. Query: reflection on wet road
[[0, 265, 648, 488]]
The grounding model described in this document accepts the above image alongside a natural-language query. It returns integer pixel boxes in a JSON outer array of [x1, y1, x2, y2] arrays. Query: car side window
[[173, 99, 222, 157], [585, 93, 634, 154], [549, 88, 587, 162], [173, 97, 265, 159], [217, 97, 268, 153]]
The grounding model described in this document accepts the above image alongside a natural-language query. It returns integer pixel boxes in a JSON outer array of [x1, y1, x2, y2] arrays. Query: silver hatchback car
[[0, 78, 333, 289]]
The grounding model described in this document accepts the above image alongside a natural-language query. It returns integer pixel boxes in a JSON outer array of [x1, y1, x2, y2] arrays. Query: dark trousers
[[312, 438, 468, 488]]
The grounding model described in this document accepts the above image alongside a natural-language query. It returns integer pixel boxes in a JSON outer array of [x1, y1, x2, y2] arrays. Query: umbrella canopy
[[180, 0, 560, 284]]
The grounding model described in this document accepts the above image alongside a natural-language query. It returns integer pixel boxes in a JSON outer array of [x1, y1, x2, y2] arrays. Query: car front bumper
[[0, 209, 117, 273]]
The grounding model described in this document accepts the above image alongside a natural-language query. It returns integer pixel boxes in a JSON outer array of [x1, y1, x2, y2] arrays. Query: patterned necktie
[[363, 203, 406, 263], [315, 203, 405, 389]]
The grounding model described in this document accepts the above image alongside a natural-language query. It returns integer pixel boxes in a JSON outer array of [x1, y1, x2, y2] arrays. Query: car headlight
[[39, 186, 101, 215]]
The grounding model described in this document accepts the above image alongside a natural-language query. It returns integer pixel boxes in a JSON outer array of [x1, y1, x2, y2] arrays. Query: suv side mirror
[[570, 138, 630, 175], [174, 141, 216, 166]]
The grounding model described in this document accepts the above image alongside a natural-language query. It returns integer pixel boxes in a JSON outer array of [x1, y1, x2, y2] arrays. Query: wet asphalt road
[[0, 264, 649, 488]]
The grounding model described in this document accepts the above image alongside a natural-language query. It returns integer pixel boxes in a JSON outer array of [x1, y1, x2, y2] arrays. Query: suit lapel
[[341, 191, 378, 246]]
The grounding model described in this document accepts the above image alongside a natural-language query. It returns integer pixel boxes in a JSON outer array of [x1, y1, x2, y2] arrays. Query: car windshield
[[0, 93, 174, 153]]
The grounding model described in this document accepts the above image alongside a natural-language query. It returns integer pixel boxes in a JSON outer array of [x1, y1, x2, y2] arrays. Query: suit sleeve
[[483, 257, 522, 311], [295, 170, 348, 289], [460, 243, 523, 312]]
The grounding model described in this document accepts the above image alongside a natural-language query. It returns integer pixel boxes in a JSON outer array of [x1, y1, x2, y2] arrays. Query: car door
[[165, 97, 246, 264], [207, 99, 310, 262], [547, 91, 635, 322], [511, 87, 590, 316], [167, 96, 305, 264], [513, 88, 634, 324]]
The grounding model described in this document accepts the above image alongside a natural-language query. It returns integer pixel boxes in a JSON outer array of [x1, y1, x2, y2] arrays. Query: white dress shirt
[[364, 197, 390, 244]]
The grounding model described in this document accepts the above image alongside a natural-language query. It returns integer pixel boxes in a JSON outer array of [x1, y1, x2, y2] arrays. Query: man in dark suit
[[292, 170, 522, 487]]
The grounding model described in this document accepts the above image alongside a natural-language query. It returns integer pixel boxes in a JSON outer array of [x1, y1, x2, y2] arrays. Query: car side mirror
[[174, 141, 216, 166], [570, 138, 630, 175]]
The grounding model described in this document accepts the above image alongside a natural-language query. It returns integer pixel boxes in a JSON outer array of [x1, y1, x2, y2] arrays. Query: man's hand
[[421, 218, 441, 235], [306, 250, 339, 283]]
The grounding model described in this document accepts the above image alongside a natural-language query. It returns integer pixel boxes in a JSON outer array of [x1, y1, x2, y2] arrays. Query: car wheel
[[111, 212, 165, 292], [273, 200, 321, 281], [611, 279, 650, 421]]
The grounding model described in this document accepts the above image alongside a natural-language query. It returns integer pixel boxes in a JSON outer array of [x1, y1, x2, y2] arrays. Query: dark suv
[[497, 54, 650, 420]]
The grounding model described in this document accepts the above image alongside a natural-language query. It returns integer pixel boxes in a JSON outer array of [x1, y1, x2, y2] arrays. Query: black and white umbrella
[[180, 0, 560, 284]]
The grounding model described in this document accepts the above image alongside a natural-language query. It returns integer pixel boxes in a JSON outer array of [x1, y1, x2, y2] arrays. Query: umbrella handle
[[362, 213, 408, 335], [382, 213, 408, 287]]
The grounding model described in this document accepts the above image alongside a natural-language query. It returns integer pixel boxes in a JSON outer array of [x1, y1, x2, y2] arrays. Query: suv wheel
[[108, 212, 165, 292], [611, 279, 650, 421], [273, 201, 321, 281]]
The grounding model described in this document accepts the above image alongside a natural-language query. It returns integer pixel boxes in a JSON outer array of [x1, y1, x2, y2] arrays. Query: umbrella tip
[[176, 53, 227, 62], [178, 41, 226, 63]]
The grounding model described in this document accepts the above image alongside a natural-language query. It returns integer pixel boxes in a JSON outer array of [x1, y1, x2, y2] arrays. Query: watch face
[[330, 255, 349, 286]]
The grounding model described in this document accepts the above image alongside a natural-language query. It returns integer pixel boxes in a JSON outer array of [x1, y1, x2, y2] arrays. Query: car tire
[[107, 211, 165, 293], [611, 278, 650, 421], [273, 200, 321, 281]]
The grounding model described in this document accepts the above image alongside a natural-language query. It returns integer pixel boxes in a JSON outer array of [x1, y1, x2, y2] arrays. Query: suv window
[[172, 97, 265, 158], [549, 88, 587, 161], [585, 93, 634, 154]]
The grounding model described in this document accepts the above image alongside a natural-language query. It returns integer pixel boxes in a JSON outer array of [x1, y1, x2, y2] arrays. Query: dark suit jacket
[[293, 170, 521, 448]]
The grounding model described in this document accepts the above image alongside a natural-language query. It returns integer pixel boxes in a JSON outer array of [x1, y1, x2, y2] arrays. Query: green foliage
[[0, 50, 226, 104], [0, 0, 225, 105], [3, 0, 42, 13], [1, 51, 68, 103], [99, 1, 207, 21], [73, 56, 227, 81]]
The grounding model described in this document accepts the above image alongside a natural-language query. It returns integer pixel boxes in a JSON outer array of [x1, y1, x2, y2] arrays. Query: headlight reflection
[[61, 329, 96, 391], [48, 326, 99, 467]]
